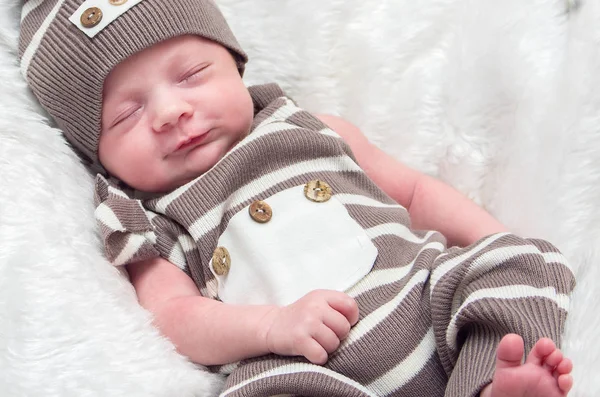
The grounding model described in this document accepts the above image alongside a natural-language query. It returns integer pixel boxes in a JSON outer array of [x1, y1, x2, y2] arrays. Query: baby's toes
[[558, 374, 573, 394], [526, 338, 556, 366], [544, 348, 564, 369], [555, 357, 573, 375]]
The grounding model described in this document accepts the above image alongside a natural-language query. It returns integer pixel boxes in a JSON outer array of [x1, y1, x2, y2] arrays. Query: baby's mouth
[[175, 130, 211, 152]]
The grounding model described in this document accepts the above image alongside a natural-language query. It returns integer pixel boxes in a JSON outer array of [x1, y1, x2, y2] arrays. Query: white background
[[1, 0, 598, 395]]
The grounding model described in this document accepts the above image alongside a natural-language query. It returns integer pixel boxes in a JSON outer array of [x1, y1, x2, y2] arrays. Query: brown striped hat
[[19, 0, 248, 169]]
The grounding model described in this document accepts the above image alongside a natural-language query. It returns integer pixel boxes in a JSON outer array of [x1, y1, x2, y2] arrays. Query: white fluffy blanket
[[1, 0, 598, 395]]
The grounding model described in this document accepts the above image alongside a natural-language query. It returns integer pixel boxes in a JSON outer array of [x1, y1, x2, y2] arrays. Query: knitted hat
[[19, 0, 248, 169]]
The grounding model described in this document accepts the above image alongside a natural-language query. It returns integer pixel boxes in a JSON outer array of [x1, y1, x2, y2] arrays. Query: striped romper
[[95, 84, 575, 397]]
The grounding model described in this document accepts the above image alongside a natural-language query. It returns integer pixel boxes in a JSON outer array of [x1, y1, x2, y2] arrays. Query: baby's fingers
[[313, 324, 341, 354], [298, 337, 328, 365], [323, 308, 352, 340], [327, 293, 359, 326]]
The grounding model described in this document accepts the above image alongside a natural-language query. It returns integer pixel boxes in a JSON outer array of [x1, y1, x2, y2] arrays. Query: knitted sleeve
[[428, 233, 576, 397], [94, 174, 185, 271]]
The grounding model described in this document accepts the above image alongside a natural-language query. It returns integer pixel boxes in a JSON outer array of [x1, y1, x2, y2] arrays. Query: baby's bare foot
[[483, 334, 573, 397]]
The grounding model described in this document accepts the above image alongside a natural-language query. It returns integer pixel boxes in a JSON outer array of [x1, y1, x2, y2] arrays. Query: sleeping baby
[[20, 1, 575, 396]]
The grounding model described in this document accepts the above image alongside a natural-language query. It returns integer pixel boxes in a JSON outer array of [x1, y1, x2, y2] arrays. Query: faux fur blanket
[[1, 0, 598, 396]]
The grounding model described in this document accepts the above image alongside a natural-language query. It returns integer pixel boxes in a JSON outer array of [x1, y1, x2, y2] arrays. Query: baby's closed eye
[[178, 63, 211, 84], [110, 105, 143, 129]]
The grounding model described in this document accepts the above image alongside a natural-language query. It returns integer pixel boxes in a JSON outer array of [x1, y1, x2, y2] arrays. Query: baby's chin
[[109, 167, 187, 194], [181, 139, 233, 174], [124, 177, 174, 195], [127, 136, 238, 193], [159, 161, 218, 192]]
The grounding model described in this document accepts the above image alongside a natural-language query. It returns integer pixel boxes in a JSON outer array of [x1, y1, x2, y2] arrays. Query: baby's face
[[99, 35, 254, 193]]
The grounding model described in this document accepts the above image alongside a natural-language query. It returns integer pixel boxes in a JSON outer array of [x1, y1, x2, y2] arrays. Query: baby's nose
[[152, 100, 193, 133]]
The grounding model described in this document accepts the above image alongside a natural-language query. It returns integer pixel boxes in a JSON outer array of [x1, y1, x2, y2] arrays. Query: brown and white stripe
[[95, 84, 575, 396]]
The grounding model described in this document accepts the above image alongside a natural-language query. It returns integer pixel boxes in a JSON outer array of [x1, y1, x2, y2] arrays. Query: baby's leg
[[484, 334, 573, 397]]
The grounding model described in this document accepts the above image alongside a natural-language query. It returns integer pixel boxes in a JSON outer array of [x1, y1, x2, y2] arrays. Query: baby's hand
[[262, 290, 359, 364]]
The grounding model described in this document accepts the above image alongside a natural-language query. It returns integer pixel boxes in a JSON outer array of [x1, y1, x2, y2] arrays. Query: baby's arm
[[127, 257, 358, 366], [127, 257, 274, 365], [316, 114, 507, 247]]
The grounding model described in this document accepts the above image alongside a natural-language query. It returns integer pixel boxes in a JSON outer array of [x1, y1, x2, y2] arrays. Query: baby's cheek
[[123, 156, 168, 192], [113, 144, 153, 181], [233, 90, 254, 131]]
